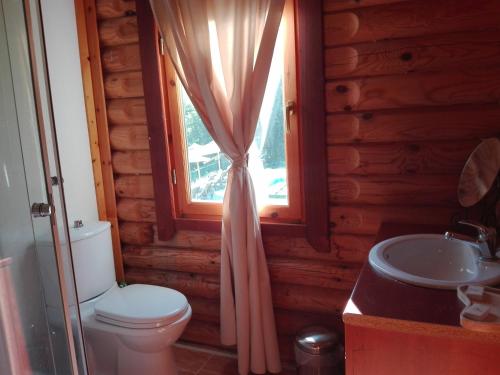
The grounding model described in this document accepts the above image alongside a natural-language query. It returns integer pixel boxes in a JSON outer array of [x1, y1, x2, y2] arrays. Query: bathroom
[[1, 0, 500, 374]]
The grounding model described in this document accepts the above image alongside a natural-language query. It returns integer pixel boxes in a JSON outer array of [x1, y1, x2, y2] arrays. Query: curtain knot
[[231, 154, 249, 170]]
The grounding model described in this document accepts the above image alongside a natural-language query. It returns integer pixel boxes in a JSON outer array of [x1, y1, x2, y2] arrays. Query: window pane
[[180, 89, 230, 203], [180, 31, 287, 207]]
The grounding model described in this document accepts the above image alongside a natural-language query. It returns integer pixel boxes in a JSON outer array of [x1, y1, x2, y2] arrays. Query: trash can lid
[[295, 326, 338, 355]]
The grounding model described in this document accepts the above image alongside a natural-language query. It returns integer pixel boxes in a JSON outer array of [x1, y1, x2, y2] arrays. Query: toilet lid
[[95, 284, 189, 329]]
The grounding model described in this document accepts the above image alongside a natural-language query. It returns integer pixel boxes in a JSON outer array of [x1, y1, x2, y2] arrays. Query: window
[[163, 0, 302, 222], [136, 0, 329, 250]]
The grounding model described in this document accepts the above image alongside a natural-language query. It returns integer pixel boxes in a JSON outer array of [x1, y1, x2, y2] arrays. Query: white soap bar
[[466, 285, 485, 299], [463, 303, 490, 321]]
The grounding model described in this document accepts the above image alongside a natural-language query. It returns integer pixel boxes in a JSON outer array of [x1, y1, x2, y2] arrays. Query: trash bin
[[294, 326, 343, 374]]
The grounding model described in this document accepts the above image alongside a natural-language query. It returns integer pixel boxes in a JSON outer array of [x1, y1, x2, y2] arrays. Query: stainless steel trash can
[[294, 326, 343, 374]]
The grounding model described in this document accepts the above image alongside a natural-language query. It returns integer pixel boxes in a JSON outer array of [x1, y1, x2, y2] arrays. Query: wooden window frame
[[136, 0, 329, 251], [163, 0, 302, 223]]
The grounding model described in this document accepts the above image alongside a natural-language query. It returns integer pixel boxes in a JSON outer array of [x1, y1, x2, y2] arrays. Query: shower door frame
[[9, 0, 89, 373]]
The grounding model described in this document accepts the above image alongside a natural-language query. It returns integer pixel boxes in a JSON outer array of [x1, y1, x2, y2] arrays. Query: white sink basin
[[368, 234, 500, 289]]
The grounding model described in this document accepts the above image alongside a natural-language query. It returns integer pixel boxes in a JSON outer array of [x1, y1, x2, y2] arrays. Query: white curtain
[[149, 1, 284, 374]]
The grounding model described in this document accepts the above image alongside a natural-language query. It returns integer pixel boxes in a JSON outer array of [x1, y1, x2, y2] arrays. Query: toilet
[[70, 221, 191, 375]]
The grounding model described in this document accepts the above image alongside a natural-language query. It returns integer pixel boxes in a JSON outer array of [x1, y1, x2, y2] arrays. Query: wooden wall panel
[[330, 205, 461, 235], [328, 175, 459, 206], [123, 246, 360, 290], [87, 0, 500, 366], [104, 71, 144, 98], [326, 67, 500, 113], [325, 31, 500, 79], [117, 198, 156, 222], [112, 150, 152, 174], [327, 141, 475, 175], [324, 0, 407, 13], [96, 0, 135, 20], [98, 16, 138, 46], [109, 125, 149, 150], [102, 44, 141, 72], [326, 105, 500, 144], [115, 175, 154, 198], [324, 0, 500, 47], [107, 98, 147, 125]]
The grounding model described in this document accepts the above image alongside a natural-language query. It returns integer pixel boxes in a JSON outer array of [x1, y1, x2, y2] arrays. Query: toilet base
[[83, 322, 181, 375], [79, 287, 191, 375], [118, 345, 177, 375]]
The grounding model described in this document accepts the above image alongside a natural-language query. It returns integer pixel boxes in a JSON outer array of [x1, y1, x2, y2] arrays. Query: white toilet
[[70, 221, 191, 375]]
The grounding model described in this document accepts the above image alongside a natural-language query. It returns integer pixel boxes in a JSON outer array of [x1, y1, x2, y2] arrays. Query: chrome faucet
[[445, 220, 497, 261]]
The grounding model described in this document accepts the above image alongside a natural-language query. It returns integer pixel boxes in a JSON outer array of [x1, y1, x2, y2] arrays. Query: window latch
[[171, 168, 177, 185], [159, 36, 165, 55], [285, 101, 296, 134]]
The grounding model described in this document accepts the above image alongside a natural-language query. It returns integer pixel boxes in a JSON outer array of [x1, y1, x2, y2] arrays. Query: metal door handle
[[285, 100, 296, 134], [31, 203, 52, 218]]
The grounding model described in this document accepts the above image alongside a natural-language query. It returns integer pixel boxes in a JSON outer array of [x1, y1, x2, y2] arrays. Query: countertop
[[343, 222, 500, 343]]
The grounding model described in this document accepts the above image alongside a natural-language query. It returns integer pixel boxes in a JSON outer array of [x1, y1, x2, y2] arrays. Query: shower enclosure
[[1, 0, 86, 373]]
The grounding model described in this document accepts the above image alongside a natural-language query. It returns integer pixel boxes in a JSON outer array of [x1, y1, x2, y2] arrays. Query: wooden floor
[[175, 343, 297, 375]]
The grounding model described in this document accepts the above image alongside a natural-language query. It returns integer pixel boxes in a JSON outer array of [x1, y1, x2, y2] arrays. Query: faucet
[[445, 220, 497, 261]]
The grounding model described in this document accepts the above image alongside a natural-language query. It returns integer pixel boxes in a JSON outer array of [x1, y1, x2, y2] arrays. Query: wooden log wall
[[90, 0, 500, 365]]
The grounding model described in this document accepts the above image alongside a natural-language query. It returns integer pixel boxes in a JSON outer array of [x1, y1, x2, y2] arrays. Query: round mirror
[[458, 138, 500, 207]]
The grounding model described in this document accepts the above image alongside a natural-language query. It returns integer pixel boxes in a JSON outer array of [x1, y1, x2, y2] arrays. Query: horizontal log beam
[[328, 175, 459, 206], [107, 98, 147, 125], [126, 267, 220, 299], [187, 296, 343, 336], [327, 141, 476, 176], [117, 198, 156, 222], [105, 71, 144, 98], [326, 66, 500, 113], [102, 43, 141, 72], [181, 320, 300, 363], [123, 247, 220, 275], [329, 234, 374, 262], [325, 31, 500, 79], [181, 319, 227, 350], [324, 0, 500, 47], [323, 0, 407, 13], [263, 234, 366, 264], [115, 174, 154, 198], [188, 296, 220, 324], [269, 257, 360, 290], [152, 228, 222, 251], [123, 246, 361, 289], [110, 125, 149, 151], [98, 16, 138, 46], [119, 222, 153, 245], [96, 0, 136, 20], [329, 205, 462, 235], [125, 267, 350, 314], [273, 283, 350, 314], [153, 225, 369, 264], [326, 105, 500, 144], [112, 150, 152, 174]]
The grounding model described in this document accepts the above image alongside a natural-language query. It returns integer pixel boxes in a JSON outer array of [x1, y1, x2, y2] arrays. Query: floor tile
[[199, 354, 239, 375], [174, 343, 298, 375], [174, 345, 213, 373]]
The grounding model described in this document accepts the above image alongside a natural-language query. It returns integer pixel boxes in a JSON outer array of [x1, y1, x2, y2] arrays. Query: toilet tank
[[70, 221, 116, 303]]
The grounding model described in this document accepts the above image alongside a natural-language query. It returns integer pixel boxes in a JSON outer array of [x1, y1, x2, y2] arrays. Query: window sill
[[175, 218, 307, 237]]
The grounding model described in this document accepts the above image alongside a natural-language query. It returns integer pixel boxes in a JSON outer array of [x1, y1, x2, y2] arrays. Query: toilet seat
[[94, 284, 189, 329]]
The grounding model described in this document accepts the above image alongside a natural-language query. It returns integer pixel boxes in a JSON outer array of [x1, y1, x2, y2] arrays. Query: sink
[[368, 234, 500, 289]]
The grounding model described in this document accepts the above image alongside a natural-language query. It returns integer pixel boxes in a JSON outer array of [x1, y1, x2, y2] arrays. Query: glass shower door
[[0, 0, 84, 373]]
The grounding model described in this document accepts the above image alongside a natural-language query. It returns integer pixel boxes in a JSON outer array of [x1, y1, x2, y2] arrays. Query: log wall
[[90, 0, 500, 364]]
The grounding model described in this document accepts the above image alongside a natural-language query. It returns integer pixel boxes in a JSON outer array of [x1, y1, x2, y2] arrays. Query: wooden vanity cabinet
[[343, 224, 500, 375], [344, 318, 500, 375]]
